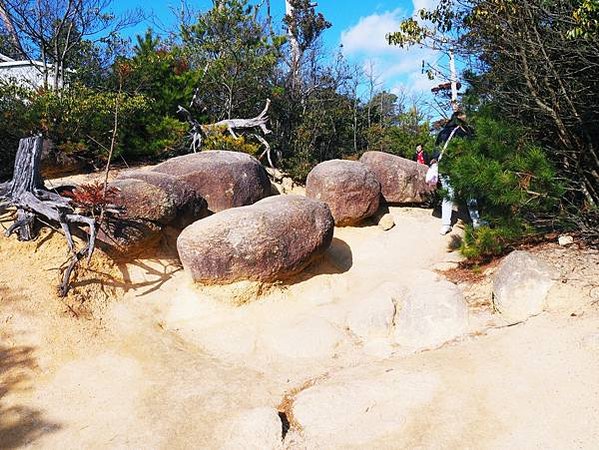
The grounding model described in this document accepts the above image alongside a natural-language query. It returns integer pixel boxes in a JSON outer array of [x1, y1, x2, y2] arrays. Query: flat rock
[[392, 272, 469, 351], [177, 195, 334, 284], [306, 160, 380, 226], [152, 150, 271, 212], [291, 367, 439, 447], [493, 250, 557, 323], [346, 284, 397, 340], [259, 315, 345, 359], [219, 407, 283, 450], [359, 151, 434, 204]]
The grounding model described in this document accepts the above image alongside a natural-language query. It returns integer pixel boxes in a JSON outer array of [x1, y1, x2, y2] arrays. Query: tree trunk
[[0, 137, 98, 296]]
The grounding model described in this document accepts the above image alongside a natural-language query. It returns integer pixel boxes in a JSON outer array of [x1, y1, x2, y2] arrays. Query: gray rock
[[152, 150, 271, 213], [359, 151, 434, 204], [177, 195, 334, 284], [306, 160, 380, 226], [493, 250, 557, 323]]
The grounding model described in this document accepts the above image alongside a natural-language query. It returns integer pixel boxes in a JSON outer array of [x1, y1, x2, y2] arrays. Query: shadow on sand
[[283, 237, 353, 287], [0, 287, 61, 448]]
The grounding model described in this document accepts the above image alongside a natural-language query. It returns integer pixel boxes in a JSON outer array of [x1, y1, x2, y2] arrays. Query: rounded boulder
[[151, 150, 271, 213], [118, 170, 208, 227], [306, 160, 380, 226], [98, 178, 175, 251], [177, 195, 334, 284], [359, 151, 434, 204]]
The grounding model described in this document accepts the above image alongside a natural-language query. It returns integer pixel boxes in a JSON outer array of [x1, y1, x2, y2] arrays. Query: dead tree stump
[[0, 136, 97, 296]]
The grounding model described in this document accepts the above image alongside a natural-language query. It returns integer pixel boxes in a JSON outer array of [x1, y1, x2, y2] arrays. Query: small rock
[[377, 213, 395, 231], [97, 178, 175, 251], [110, 178, 176, 224], [119, 170, 208, 227], [493, 251, 557, 323], [558, 235, 574, 246]]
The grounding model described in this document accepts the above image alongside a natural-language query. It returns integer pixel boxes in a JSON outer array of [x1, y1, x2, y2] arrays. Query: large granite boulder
[[152, 151, 271, 213], [177, 195, 334, 284], [493, 250, 557, 323], [305, 160, 380, 226], [118, 170, 208, 227], [359, 151, 434, 204], [99, 178, 176, 250]]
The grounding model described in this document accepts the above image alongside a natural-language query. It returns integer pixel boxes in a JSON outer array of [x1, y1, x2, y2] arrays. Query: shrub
[[440, 114, 564, 259]]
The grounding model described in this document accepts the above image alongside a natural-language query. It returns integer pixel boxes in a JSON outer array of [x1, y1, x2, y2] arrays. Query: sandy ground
[[1, 203, 598, 449]]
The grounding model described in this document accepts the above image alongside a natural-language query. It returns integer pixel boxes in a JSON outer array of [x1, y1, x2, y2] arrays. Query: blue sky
[[114, 0, 445, 102]]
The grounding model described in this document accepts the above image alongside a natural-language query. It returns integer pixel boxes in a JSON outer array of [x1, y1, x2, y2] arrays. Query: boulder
[[493, 250, 557, 323], [392, 272, 468, 351], [305, 160, 380, 226], [152, 150, 271, 212], [98, 179, 176, 251], [359, 151, 434, 204], [177, 195, 334, 284], [110, 178, 176, 224], [118, 170, 208, 227]]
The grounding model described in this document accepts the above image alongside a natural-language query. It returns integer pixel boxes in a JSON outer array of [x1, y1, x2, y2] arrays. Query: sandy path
[[1, 206, 598, 448]]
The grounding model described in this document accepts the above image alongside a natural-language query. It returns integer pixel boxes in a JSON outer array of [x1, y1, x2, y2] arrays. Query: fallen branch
[[177, 98, 276, 167]]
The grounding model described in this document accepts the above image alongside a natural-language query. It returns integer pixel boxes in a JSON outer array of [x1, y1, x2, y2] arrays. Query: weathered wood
[[0, 136, 98, 296], [177, 99, 275, 166]]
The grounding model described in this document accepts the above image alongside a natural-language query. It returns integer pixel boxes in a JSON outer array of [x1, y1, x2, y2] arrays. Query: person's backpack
[[425, 163, 439, 186]]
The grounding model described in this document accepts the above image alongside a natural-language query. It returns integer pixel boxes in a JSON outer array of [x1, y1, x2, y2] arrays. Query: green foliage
[[568, 0, 599, 38], [460, 224, 522, 260], [365, 106, 434, 159], [440, 113, 564, 257], [0, 82, 32, 178], [181, 0, 282, 120]]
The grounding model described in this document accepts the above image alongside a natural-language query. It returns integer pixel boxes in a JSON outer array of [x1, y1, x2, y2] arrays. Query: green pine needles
[[440, 113, 564, 259]]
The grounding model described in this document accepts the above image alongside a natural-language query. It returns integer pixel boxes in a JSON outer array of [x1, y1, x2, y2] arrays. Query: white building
[[0, 52, 64, 89]]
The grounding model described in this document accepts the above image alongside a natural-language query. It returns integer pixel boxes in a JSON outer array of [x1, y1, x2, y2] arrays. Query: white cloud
[[339, 6, 444, 96], [412, 0, 439, 14], [340, 9, 403, 55]]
